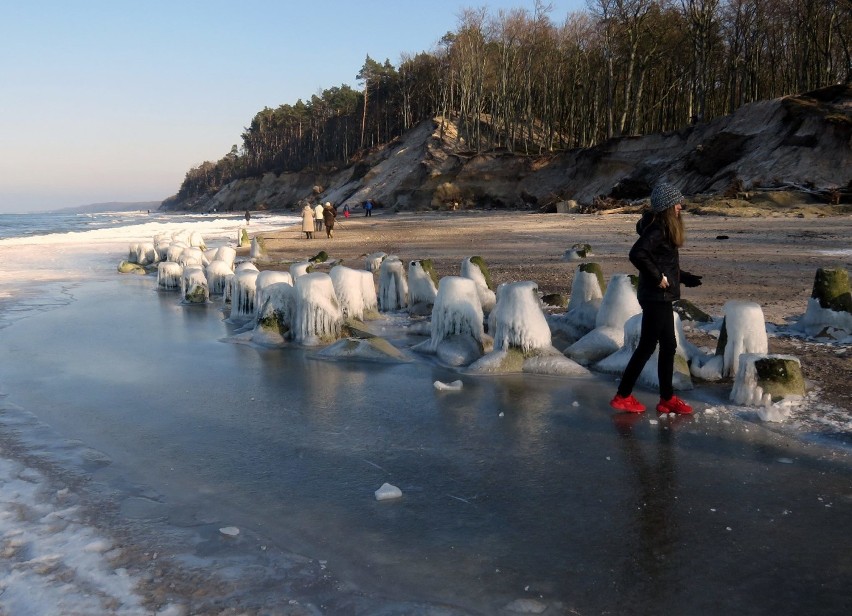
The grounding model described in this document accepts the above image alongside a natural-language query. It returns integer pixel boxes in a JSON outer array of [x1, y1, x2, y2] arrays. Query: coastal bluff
[[161, 84, 851, 214]]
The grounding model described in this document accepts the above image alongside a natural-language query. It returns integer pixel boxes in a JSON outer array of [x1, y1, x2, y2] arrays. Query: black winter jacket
[[629, 211, 690, 304]]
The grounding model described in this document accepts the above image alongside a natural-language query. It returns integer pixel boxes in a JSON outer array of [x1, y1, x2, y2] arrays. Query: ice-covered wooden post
[[292, 272, 343, 345], [408, 259, 439, 315], [797, 267, 852, 339], [378, 257, 408, 311], [206, 260, 234, 295], [731, 354, 806, 407], [254, 282, 296, 343], [181, 267, 209, 304], [715, 301, 769, 377], [330, 265, 378, 321], [157, 262, 183, 290], [229, 269, 259, 320], [461, 256, 496, 313]]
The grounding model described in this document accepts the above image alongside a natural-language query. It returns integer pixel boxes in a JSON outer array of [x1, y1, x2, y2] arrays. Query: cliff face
[[161, 85, 851, 213]]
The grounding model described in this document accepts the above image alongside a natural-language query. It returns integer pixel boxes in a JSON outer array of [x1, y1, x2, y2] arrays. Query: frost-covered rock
[[330, 265, 378, 320], [717, 301, 768, 377], [253, 282, 296, 344], [229, 269, 259, 321], [157, 261, 183, 290], [427, 276, 484, 354], [181, 267, 209, 304], [565, 274, 640, 365], [378, 257, 408, 311], [407, 259, 439, 315], [594, 312, 693, 391], [206, 260, 234, 295], [365, 252, 387, 272], [290, 261, 313, 279], [461, 256, 496, 313], [731, 353, 805, 409], [292, 272, 343, 345]]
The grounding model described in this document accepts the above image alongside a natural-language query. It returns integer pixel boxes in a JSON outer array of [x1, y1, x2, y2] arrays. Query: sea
[[0, 210, 850, 615]]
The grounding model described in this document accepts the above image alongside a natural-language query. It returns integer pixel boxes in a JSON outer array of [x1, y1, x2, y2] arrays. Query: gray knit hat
[[650, 183, 684, 212]]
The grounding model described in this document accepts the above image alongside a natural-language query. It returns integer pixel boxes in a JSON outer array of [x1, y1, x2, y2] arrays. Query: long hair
[[657, 207, 685, 247]]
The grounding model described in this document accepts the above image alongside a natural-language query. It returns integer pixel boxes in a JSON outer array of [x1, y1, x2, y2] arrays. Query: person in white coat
[[314, 203, 324, 232]]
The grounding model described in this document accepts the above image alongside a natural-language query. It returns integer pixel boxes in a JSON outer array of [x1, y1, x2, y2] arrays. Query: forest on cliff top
[[166, 0, 851, 208]]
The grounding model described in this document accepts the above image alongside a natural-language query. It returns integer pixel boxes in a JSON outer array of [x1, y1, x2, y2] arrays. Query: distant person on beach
[[364, 199, 373, 217], [322, 202, 337, 238], [343, 204, 351, 218], [301, 204, 315, 239], [610, 182, 702, 415], [245, 209, 251, 224], [314, 202, 324, 232]]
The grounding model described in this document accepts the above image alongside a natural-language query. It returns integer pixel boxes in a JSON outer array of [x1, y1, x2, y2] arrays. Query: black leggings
[[617, 301, 676, 400]]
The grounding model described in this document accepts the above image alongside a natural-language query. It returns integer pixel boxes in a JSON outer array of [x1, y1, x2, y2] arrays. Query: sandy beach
[[253, 209, 852, 414]]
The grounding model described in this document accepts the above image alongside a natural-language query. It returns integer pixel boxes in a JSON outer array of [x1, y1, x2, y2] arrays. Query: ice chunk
[[720, 301, 768, 377], [434, 379, 463, 391], [365, 251, 387, 272], [330, 265, 377, 320], [461, 256, 496, 313], [255, 270, 293, 309], [408, 259, 439, 311], [156, 261, 183, 291], [378, 257, 408, 311], [219, 526, 240, 537], [229, 269, 259, 320], [428, 276, 484, 352], [293, 272, 343, 345], [797, 297, 852, 339], [180, 266, 209, 304], [489, 281, 551, 352], [206, 260, 234, 295], [374, 483, 403, 501]]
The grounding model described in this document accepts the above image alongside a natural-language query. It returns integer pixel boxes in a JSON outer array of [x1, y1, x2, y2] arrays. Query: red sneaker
[[610, 394, 646, 413], [656, 396, 693, 414]]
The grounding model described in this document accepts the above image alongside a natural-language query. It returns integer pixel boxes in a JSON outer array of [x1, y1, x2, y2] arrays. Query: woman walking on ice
[[610, 182, 703, 415]]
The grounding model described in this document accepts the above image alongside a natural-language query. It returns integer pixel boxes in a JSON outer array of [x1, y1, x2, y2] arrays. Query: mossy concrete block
[[754, 356, 806, 400], [469, 256, 494, 290], [578, 262, 606, 293], [812, 268, 852, 313], [118, 261, 147, 275], [541, 293, 568, 308]]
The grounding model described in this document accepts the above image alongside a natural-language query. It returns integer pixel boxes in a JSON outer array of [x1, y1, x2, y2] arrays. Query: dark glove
[[681, 272, 703, 287]]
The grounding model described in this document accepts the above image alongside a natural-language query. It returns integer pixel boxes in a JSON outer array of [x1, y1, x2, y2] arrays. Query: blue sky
[[0, 1, 585, 213]]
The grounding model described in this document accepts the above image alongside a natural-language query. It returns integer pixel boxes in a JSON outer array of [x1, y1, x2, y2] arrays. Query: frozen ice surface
[[157, 261, 183, 291], [722, 301, 769, 377], [330, 265, 376, 320], [428, 276, 484, 352], [460, 257, 496, 313], [489, 281, 551, 352], [293, 272, 342, 345], [378, 257, 408, 311], [374, 483, 403, 501]]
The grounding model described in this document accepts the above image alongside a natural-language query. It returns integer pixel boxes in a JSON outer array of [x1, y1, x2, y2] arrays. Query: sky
[[0, 0, 586, 213]]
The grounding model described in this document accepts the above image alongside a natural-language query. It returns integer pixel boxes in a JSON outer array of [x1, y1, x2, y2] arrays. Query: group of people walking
[[301, 202, 337, 239]]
